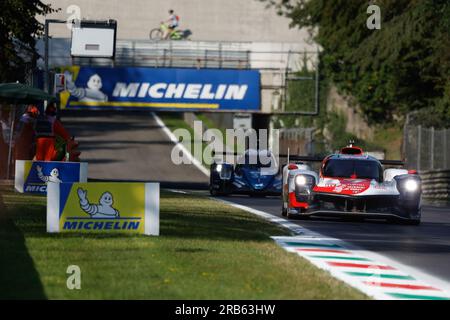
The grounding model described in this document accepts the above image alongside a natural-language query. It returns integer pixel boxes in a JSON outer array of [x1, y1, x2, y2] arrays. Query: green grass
[[158, 112, 245, 165], [0, 185, 367, 299], [373, 125, 403, 160]]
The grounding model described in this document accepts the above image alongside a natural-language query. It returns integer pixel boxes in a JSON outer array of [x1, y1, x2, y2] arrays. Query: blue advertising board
[[15, 160, 88, 194], [59, 66, 260, 111]]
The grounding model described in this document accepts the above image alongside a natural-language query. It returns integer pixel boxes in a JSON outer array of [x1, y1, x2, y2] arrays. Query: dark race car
[[281, 144, 422, 224], [210, 149, 282, 196]]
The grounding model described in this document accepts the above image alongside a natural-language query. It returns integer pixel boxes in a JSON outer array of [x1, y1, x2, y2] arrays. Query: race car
[[209, 149, 282, 196], [282, 144, 422, 224]]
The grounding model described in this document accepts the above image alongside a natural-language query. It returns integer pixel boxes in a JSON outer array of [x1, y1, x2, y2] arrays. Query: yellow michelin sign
[[47, 182, 159, 236]]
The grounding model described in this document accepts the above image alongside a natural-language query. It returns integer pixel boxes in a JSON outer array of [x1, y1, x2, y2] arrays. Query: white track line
[[151, 112, 210, 177], [155, 113, 450, 299], [215, 197, 450, 300]]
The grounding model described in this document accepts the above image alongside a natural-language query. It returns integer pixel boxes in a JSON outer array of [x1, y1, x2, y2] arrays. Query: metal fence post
[[246, 50, 250, 69], [444, 129, 448, 169], [430, 127, 434, 170], [162, 48, 166, 67], [219, 43, 223, 69], [417, 125, 422, 171], [169, 42, 173, 68], [132, 41, 136, 66]]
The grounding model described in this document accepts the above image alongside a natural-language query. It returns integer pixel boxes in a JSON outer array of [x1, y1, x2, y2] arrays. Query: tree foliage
[[0, 0, 57, 83], [263, 0, 450, 127]]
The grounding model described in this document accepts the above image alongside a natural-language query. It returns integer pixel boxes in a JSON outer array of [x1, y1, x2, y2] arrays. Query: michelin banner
[[47, 182, 159, 236], [15, 160, 88, 194], [59, 66, 261, 111]]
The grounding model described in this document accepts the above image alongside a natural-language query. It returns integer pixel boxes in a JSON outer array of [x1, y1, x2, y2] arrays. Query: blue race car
[[209, 149, 282, 196]]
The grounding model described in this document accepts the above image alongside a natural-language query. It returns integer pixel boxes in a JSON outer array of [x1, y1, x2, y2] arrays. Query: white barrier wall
[[40, 0, 309, 42]]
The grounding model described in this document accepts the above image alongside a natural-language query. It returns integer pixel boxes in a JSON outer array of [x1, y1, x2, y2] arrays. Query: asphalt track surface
[[63, 112, 450, 282], [62, 111, 209, 189], [213, 195, 450, 281]]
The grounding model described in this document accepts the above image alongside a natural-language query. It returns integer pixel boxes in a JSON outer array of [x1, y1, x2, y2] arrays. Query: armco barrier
[[420, 169, 450, 206]]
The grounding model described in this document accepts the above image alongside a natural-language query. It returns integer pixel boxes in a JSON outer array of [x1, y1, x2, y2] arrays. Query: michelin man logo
[[65, 71, 108, 102], [36, 165, 62, 183], [77, 188, 120, 218]]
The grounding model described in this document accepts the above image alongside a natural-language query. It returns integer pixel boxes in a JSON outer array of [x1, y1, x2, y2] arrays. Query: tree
[[262, 0, 450, 127], [0, 0, 58, 83]]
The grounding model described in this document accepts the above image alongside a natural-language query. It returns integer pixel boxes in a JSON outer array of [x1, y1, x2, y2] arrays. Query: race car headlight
[[405, 179, 419, 192], [295, 175, 314, 186], [215, 163, 232, 180], [296, 175, 307, 186]]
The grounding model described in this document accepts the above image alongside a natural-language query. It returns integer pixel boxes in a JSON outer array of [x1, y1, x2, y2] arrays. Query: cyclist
[[163, 9, 179, 39]]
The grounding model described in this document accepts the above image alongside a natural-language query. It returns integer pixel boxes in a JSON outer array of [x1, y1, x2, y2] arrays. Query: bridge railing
[[42, 38, 318, 72]]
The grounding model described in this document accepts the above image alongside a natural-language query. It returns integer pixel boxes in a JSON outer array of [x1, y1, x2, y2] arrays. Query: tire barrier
[[420, 169, 450, 206]]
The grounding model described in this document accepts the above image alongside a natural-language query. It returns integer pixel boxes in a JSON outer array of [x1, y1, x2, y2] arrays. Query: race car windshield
[[323, 159, 382, 181], [241, 159, 273, 169], [237, 153, 274, 168]]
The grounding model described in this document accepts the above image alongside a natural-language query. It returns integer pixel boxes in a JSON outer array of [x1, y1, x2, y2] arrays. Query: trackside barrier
[[420, 170, 450, 206], [47, 182, 159, 236], [15, 160, 88, 195]]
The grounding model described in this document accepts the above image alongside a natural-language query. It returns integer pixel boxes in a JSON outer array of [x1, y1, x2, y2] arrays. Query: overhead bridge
[[37, 39, 320, 113]]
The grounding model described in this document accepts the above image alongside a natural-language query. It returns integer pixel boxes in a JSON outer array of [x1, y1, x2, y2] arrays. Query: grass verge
[[157, 112, 244, 167], [0, 185, 367, 299]]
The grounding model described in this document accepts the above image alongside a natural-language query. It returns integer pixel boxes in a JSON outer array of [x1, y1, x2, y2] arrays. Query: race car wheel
[[210, 187, 230, 197], [281, 205, 287, 217], [406, 219, 421, 226], [285, 211, 309, 220], [209, 187, 220, 196], [405, 207, 421, 225]]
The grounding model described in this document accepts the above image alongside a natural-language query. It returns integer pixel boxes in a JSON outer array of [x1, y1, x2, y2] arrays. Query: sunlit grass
[[0, 186, 367, 299]]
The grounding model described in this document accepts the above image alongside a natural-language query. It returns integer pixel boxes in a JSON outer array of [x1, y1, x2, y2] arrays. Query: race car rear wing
[[378, 160, 404, 166], [279, 153, 405, 166], [212, 151, 404, 166], [211, 150, 240, 157], [279, 155, 324, 162]]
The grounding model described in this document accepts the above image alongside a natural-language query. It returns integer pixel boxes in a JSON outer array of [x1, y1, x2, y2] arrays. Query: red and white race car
[[281, 144, 422, 224]]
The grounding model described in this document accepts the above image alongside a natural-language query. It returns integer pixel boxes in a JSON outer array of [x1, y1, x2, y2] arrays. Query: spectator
[[163, 9, 179, 40], [15, 105, 39, 160]]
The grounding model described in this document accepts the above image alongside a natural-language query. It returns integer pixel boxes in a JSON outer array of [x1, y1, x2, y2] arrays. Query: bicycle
[[149, 22, 191, 40]]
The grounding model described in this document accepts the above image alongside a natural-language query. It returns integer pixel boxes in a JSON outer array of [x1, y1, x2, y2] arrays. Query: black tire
[[405, 218, 421, 226], [405, 207, 421, 225], [250, 194, 265, 198], [149, 28, 163, 40], [281, 204, 287, 217], [209, 186, 219, 196], [209, 186, 230, 197], [343, 216, 365, 222]]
